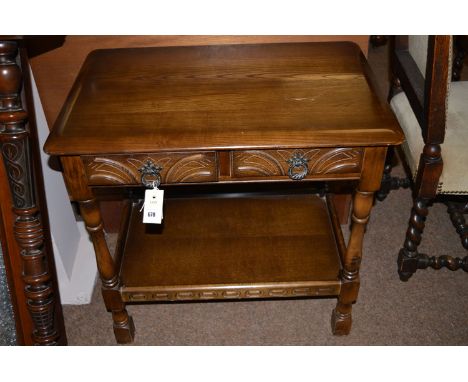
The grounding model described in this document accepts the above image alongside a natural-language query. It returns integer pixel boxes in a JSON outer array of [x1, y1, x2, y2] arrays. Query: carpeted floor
[[61, 40, 468, 346], [0, 244, 17, 345]]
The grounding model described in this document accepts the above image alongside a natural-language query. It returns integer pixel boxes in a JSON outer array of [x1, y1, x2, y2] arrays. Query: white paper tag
[[142, 188, 164, 224]]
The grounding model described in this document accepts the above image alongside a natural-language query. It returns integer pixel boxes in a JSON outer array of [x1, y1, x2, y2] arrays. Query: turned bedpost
[[0, 39, 64, 345]]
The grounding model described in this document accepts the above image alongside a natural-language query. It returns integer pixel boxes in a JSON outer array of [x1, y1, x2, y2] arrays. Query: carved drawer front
[[82, 152, 218, 186], [232, 148, 362, 180]]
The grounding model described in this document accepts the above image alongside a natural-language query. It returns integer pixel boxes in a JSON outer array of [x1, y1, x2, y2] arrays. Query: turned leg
[[332, 189, 374, 335], [398, 144, 468, 275], [60, 156, 134, 344], [376, 147, 395, 202], [387, 74, 402, 103], [446, 201, 468, 250], [332, 147, 387, 335], [398, 199, 468, 276], [79, 199, 135, 344], [398, 143, 446, 280], [370, 35, 388, 48], [452, 48, 465, 81], [398, 198, 429, 281], [376, 147, 410, 202]]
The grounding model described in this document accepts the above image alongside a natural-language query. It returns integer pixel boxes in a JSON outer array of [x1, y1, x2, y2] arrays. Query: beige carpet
[[62, 41, 468, 346]]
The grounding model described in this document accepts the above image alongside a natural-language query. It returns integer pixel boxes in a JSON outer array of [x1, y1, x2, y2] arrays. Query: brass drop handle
[[139, 160, 163, 188], [287, 153, 309, 181]]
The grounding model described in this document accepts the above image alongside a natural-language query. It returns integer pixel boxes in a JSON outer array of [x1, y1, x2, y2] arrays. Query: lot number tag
[[142, 188, 164, 224]]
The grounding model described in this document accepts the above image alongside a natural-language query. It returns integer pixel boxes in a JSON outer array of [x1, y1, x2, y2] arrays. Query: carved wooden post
[[446, 201, 468, 250], [399, 144, 468, 278], [0, 40, 59, 345], [376, 146, 410, 202], [332, 147, 387, 335], [398, 143, 442, 281], [60, 156, 135, 344]]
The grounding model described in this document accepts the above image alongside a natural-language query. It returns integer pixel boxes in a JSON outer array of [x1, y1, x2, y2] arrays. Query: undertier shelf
[[118, 193, 342, 302]]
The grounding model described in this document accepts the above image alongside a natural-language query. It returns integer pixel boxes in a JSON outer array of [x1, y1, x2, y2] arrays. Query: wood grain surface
[[29, 36, 369, 129], [46, 40, 402, 342], [44, 42, 402, 155], [120, 194, 341, 301]]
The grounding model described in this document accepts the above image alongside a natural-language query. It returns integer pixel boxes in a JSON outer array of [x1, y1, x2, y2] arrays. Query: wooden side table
[[44, 42, 403, 344]]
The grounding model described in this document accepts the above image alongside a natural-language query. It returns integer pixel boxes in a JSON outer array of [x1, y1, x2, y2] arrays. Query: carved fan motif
[[233, 150, 285, 176], [233, 148, 362, 178], [309, 148, 362, 174], [165, 154, 216, 182], [87, 158, 138, 184], [84, 152, 217, 185]]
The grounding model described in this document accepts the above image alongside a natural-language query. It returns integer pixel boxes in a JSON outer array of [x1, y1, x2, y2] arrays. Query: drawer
[[231, 148, 362, 180], [82, 152, 218, 186]]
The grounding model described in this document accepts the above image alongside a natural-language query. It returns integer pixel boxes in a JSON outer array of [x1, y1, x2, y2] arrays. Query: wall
[[31, 70, 97, 304]]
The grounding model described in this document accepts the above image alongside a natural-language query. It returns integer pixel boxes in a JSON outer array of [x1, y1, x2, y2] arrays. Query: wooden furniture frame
[[0, 38, 66, 345], [387, 36, 468, 280], [44, 42, 402, 344], [29, 36, 370, 232]]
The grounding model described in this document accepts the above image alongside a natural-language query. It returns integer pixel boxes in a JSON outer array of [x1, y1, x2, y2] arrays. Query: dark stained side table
[[44, 42, 403, 344]]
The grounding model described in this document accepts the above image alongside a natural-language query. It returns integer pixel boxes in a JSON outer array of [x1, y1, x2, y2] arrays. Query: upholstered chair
[[385, 36, 468, 280]]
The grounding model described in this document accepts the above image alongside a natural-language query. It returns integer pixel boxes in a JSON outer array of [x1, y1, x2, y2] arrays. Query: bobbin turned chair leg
[[397, 198, 429, 281], [446, 201, 468, 250], [376, 147, 411, 202]]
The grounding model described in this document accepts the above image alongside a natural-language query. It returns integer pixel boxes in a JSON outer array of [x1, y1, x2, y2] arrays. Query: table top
[[44, 42, 403, 156]]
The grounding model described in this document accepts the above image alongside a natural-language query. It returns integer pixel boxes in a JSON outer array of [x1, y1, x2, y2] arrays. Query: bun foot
[[398, 270, 413, 282], [331, 308, 352, 336], [114, 315, 135, 344]]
